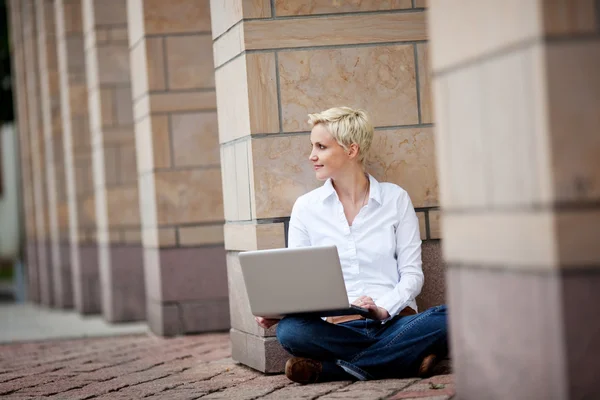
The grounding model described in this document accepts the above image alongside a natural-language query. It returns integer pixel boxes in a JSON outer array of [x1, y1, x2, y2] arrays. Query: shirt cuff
[[376, 291, 407, 324]]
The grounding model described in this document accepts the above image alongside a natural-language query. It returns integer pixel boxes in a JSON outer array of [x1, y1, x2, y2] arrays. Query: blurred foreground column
[[36, 0, 73, 309], [22, 0, 53, 306], [8, 0, 39, 302], [56, 0, 100, 314], [429, 1, 600, 398], [128, 0, 228, 335], [82, 0, 145, 322]]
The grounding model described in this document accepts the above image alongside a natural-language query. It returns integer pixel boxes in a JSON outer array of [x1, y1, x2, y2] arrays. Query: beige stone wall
[[8, 0, 40, 301], [22, 0, 54, 306], [128, 0, 228, 335], [82, 0, 139, 244], [56, 0, 100, 313], [83, 0, 145, 321], [212, 0, 440, 372]]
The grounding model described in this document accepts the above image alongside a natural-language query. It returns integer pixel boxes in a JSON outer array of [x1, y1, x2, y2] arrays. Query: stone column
[[82, 0, 145, 322], [56, 0, 100, 314], [211, 0, 440, 372], [22, 0, 53, 306], [128, 0, 228, 336], [36, 0, 73, 309], [429, 1, 600, 398], [7, 0, 39, 302]]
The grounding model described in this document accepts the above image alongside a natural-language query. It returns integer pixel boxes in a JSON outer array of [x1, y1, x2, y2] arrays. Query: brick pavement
[[0, 333, 454, 399]]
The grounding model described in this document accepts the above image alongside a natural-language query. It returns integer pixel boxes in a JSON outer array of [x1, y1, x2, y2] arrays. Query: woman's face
[[309, 124, 351, 181]]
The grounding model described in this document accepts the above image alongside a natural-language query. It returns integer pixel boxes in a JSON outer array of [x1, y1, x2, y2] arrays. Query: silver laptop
[[239, 245, 370, 319]]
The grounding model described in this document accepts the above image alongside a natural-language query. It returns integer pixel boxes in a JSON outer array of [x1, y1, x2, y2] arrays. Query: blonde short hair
[[308, 107, 374, 164]]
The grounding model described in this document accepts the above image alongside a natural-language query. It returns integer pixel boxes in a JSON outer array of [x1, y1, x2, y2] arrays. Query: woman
[[255, 107, 448, 384]]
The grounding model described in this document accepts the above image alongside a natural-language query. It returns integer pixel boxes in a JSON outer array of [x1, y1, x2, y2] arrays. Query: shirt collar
[[319, 174, 382, 206]]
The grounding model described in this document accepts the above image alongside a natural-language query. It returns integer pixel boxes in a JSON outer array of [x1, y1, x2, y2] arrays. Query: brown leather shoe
[[285, 357, 323, 384], [418, 354, 438, 378]]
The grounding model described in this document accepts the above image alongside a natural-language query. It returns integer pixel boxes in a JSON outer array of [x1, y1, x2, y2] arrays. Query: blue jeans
[[276, 304, 448, 381]]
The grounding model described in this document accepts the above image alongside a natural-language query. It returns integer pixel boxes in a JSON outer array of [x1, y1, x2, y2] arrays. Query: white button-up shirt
[[288, 174, 424, 318]]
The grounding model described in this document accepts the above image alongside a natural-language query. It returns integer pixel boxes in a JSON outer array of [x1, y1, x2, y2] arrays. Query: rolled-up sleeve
[[376, 193, 424, 319], [288, 198, 311, 248]]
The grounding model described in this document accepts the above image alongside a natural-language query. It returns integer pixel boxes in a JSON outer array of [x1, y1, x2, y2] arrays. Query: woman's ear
[[348, 143, 360, 160]]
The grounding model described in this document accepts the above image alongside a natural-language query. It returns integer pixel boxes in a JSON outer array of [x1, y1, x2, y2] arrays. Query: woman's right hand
[[255, 316, 280, 329]]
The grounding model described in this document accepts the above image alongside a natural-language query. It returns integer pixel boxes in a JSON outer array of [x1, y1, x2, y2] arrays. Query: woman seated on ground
[[255, 107, 448, 384]]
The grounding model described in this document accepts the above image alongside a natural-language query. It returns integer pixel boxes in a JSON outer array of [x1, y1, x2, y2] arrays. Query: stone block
[[26, 241, 40, 302], [180, 298, 230, 332], [230, 329, 290, 373], [215, 56, 250, 143], [53, 241, 74, 309], [142, 227, 177, 248], [556, 209, 600, 267], [278, 44, 418, 132], [91, 0, 127, 26], [428, 209, 441, 239], [165, 34, 214, 90], [416, 240, 445, 311], [178, 224, 224, 246], [114, 86, 133, 126], [251, 135, 320, 218], [96, 43, 131, 85], [149, 91, 216, 113], [135, 115, 171, 173], [129, 38, 148, 101], [244, 12, 426, 51], [100, 244, 146, 322], [154, 246, 228, 303], [428, 0, 540, 72], [274, 0, 411, 16], [171, 111, 220, 167], [105, 185, 141, 227], [562, 269, 600, 399], [224, 223, 285, 251], [213, 22, 244, 68], [442, 210, 556, 269], [154, 168, 224, 225], [73, 243, 101, 314], [542, 0, 598, 36], [118, 144, 138, 184], [226, 252, 276, 337], [367, 128, 438, 208], [417, 212, 426, 241], [147, 299, 181, 336], [416, 43, 433, 124], [482, 45, 552, 208], [209, 0, 270, 39], [220, 144, 238, 221], [431, 64, 487, 210], [141, 0, 211, 35], [546, 40, 600, 203], [447, 265, 566, 399], [246, 53, 279, 134]]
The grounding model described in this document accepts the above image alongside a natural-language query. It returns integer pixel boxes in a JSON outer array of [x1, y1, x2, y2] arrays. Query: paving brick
[[317, 379, 418, 400], [16, 378, 96, 396], [161, 365, 262, 399], [387, 376, 455, 400], [261, 381, 352, 399], [199, 374, 291, 399], [0, 375, 66, 396]]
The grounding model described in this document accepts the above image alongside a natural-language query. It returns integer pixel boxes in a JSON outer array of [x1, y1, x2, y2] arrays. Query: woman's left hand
[[353, 296, 390, 321]]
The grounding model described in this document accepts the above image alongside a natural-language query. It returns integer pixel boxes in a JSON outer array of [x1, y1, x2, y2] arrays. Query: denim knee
[[276, 316, 315, 352], [276, 317, 299, 349]]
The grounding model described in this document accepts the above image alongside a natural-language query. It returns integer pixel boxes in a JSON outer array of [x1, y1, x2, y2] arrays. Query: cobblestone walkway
[[0, 333, 454, 399]]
